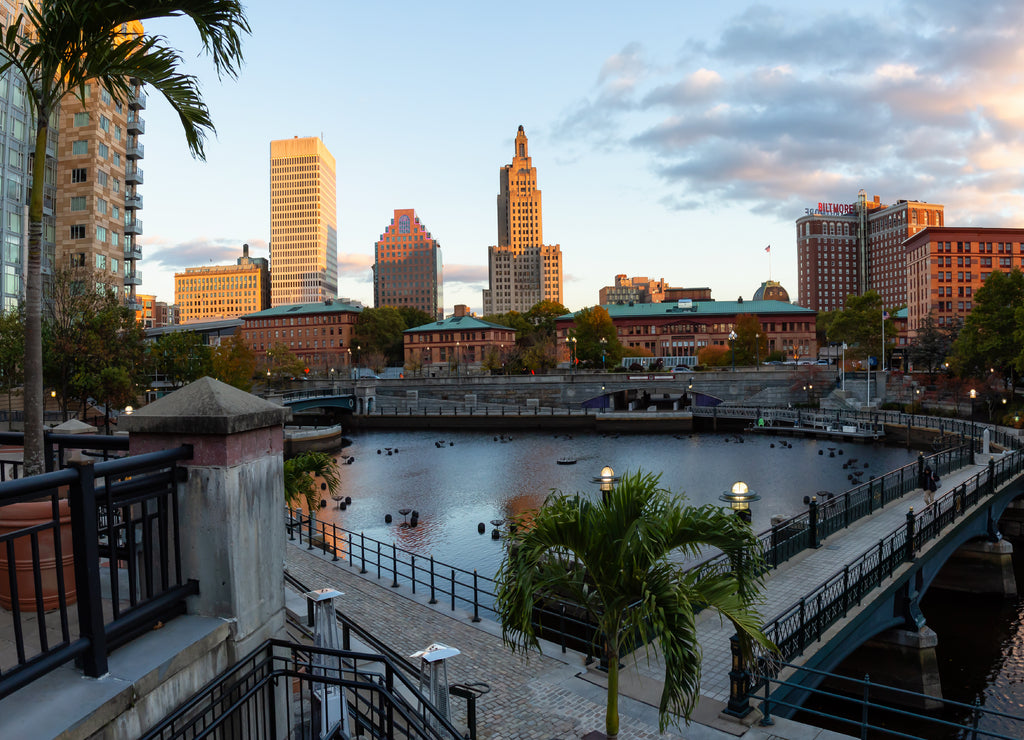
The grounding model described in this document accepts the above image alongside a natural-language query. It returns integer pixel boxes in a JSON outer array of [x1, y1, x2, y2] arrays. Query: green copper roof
[[405, 314, 515, 333], [243, 300, 363, 319], [559, 300, 816, 320]]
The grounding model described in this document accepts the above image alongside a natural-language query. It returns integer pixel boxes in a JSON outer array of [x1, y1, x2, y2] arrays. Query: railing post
[[808, 496, 820, 548], [723, 634, 753, 718], [472, 570, 481, 622], [360, 532, 367, 574], [68, 459, 108, 677], [429, 556, 438, 604], [391, 543, 399, 588], [332, 522, 338, 561], [906, 508, 916, 561], [988, 458, 996, 496]]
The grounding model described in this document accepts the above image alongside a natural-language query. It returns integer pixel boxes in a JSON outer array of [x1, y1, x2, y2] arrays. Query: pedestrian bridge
[[276, 387, 359, 413], [671, 432, 1024, 722]]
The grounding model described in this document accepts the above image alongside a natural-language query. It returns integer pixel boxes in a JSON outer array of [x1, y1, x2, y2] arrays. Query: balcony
[[126, 144, 144, 160], [124, 194, 143, 211], [125, 298, 142, 312], [125, 165, 144, 184], [124, 218, 143, 236], [126, 114, 145, 134], [124, 245, 142, 261], [124, 270, 142, 286], [129, 90, 147, 110]]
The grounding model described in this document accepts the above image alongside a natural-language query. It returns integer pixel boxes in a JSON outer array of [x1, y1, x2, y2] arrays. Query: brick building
[[796, 192, 944, 312], [240, 299, 361, 373], [556, 300, 817, 366], [905, 226, 1024, 335], [403, 312, 516, 375]]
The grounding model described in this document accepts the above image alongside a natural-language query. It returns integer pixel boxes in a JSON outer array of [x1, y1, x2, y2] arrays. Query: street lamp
[[719, 481, 760, 524], [600, 337, 607, 372], [755, 333, 760, 371], [456, 341, 461, 378], [729, 330, 737, 372], [969, 388, 977, 419], [592, 465, 619, 502]]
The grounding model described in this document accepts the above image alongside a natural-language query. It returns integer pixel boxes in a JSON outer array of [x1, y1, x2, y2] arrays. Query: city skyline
[[137, 1, 1024, 313]]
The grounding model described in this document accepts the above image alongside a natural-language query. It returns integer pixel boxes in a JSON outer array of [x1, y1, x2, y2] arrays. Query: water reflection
[[317, 430, 920, 581]]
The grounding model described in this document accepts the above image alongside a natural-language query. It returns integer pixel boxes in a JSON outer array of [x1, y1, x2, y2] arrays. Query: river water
[[316, 429, 920, 584]]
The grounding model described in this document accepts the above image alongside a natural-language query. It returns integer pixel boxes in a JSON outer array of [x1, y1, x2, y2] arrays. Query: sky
[[139, 0, 1024, 314]]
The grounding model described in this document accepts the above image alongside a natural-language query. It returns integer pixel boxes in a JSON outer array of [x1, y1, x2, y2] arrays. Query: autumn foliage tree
[[211, 335, 256, 391]]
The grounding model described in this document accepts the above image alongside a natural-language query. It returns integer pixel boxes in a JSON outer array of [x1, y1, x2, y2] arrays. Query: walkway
[[286, 535, 854, 739]]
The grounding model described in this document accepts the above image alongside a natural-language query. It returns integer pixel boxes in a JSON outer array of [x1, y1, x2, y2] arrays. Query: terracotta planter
[[0, 499, 77, 612]]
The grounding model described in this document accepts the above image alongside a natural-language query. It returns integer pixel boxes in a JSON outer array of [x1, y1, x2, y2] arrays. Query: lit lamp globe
[[592, 465, 620, 501], [719, 481, 760, 523]]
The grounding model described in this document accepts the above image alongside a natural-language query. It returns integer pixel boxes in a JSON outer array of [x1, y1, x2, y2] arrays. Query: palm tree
[[496, 470, 772, 738], [1, 0, 249, 475], [284, 451, 341, 515]]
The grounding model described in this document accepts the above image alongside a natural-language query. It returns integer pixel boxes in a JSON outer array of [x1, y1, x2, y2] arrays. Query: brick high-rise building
[[796, 192, 944, 312], [482, 126, 562, 314], [269, 136, 337, 306], [175, 243, 270, 323], [55, 26, 145, 309], [372, 208, 443, 319]]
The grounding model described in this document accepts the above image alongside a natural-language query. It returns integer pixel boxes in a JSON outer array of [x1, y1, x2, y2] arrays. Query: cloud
[[337, 253, 374, 277], [147, 237, 267, 268], [558, 1, 1024, 225], [443, 264, 488, 284]]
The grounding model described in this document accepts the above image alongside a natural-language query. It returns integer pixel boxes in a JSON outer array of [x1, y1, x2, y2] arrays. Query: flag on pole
[[765, 245, 771, 252], [883, 311, 890, 320]]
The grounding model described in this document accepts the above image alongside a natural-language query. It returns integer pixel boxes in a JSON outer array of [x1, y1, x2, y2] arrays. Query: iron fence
[[140, 638, 465, 740], [737, 447, 1024, 712], [0, 430, 128, 481], [753, 659, 1024, 740], [0, 444, 194, 700]]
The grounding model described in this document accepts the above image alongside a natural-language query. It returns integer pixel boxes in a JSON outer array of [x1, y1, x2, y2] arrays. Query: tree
[[952, 269, 1024, 388], [524, 300, 570, 337], [395, 306, 433, 332], [8, 0, 249, 475], [0, 308, 24, 429], [909, 314, 958, 377], [352, 306, 407, 365], [827, 291, 895, 368], [264, 343, 304, 387], [149, 331, 212, 389], [43, 271, 144, 423], [211, 334, 255, 391], [733, 314, 768, 366], [283, 451, 340, 514], [570, 306, 623, 368], [496, 471, 770, 737], [698, 345, 729, 367]]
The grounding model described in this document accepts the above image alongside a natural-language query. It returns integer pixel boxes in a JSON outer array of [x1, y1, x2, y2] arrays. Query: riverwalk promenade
[[284, 451, 1006, 739]]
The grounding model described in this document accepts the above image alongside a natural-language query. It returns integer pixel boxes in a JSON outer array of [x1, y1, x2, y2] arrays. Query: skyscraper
[[269, 136, 337, 306], [372, 208, 442, 319], [482, 126, 563, 314]]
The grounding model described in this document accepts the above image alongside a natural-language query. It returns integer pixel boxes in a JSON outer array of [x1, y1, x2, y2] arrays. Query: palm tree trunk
[[605, 645, 620, 738], [22, 115, 49, 476]]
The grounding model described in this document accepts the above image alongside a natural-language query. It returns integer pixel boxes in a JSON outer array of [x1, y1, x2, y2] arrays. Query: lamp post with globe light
[[729, 330, 738, 372]]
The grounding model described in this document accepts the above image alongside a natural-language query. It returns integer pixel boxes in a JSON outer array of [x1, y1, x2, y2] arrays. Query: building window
[[73, 112, 89, 127], [71, 167, 87, 183], [96, 226, 107, 242], [72, 140, 88, 155], [96, 198, 107, 215], [97, 170, 108, 187], [99, 115, 110, 132], [98, 143, 108, 159], [95, 254, 106, 270], [70, 196, 86, 211], [70, 225, 85, 239]]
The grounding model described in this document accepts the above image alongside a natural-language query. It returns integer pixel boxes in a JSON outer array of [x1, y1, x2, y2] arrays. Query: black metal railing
[[692, 445, 972, 584], [283, 571, 487, 740], [0, 444, 195, 700], [0, 430, 128, 481], [739, 448, 1024, 709], [140, 638, 465, 740], [285, 510, 612, 663], [752, 659, 1024, 739]]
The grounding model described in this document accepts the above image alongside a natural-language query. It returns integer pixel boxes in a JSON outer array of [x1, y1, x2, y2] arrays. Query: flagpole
[[881, 309, 886, 373]]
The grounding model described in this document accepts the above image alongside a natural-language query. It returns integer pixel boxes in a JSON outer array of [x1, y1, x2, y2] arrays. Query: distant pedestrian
[[924, 466, 938, 504]]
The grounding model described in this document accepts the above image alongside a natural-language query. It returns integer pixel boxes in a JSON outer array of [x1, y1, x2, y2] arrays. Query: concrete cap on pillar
[[120, 376, 292, 435]]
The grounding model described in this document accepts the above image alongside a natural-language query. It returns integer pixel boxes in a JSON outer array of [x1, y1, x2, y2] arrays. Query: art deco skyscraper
[[482, 126, 563, 314], [269, 136, 337, 306]]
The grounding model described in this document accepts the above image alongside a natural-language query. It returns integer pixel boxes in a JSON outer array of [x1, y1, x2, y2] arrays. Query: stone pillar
[[840, 627, 942, 710], [121, 377, 292, 661], [929, 539, 1017, 596], [983, 428, 991, 455]]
